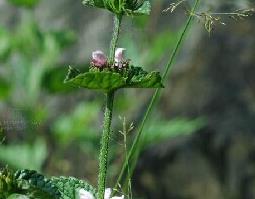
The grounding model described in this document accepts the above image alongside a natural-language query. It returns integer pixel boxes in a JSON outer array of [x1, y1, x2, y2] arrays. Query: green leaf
[[143, 117, 206, 148], [126, 0, 151, 16], [82, 0, 105, 8], [64, 66, 163, 91], [82, 0, 151, 16], [0, 139, 47, 171], [127, 66, 164, 88], [64, 68, 126, 91], [14, 169, 60, 198], [50, 176, 97, 199], [129, 71, 164, 88], [7, 0, 40, 8]]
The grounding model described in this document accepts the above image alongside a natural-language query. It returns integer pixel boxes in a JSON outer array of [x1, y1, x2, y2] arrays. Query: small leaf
[[82, 0, 105, 8], [127, 66, 164, 88], [126, 0, 151, 15], [65, 70, 126, 91], [129, 71, 164, 88], [64, 66, 81, 82]]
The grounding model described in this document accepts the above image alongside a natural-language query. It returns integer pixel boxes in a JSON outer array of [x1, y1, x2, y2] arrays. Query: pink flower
[[92, 50, 107, 67]]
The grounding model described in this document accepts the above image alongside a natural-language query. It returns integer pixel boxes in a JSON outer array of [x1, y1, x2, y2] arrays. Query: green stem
[[98, 91, 115, 199], [109, 14, 122, 64], [97, 13, 123, 199], [114, 0, 201, 192]]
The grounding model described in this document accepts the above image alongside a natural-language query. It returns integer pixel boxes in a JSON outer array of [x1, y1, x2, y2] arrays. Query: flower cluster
[[79, 188, 124, 199], [91, 48, 129, 70]]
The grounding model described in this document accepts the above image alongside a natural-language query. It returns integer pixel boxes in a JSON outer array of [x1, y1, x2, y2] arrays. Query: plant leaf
[[82, 0, 151, 16], [64, 69, 126, 91], [126, 0, 151, 15], [50, 176, 97, 199], [127, 66, 164, 88], [82, 0, 105, 8], [129, 71, 164, 88], [64, 66, 163, 91]]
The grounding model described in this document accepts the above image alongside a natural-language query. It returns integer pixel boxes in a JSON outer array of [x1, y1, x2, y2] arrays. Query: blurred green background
[[0, 0, 255, 198]]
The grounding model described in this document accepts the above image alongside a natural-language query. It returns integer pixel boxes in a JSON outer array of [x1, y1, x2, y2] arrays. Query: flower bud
[[115, 48, 127, 69], [91, 50, 107, 67], [115, 48, 126, 63]]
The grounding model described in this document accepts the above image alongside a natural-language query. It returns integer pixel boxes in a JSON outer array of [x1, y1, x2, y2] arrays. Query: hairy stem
[[109, 14, 122, 64], [114, 0, 201, 192], [98, 91, 115, 199], [97, 13, 122, 199]]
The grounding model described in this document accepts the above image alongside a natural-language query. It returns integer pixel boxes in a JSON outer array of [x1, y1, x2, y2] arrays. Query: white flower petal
[[104, 188, 112, 199], [115, 48, 126, 63], [110, 196, 124, 199], [79, 189, 95, 199]]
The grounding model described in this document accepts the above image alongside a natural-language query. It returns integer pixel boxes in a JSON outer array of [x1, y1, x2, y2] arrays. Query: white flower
[[79, 189, 95, 199], [78, 188, 124, 199], [92, 50, 107, 67], [114, 48, 126, 68], [104, 188, 124, 199]]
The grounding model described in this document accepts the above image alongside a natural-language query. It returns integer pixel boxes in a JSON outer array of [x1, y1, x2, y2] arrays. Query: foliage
[[82, 0, 151, 16], [142, 117, 206, 148], [0, 139, 47, 171], [53, 101, 100, 146], [64, 66, 163, 92], [0, 168, 97, 199]]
